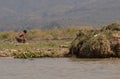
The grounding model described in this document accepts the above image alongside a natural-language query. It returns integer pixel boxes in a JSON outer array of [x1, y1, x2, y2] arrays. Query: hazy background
[[0, 0, 120, 31]]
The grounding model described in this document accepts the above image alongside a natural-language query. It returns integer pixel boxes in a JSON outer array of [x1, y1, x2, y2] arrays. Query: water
[[0, 58, 120, 79]]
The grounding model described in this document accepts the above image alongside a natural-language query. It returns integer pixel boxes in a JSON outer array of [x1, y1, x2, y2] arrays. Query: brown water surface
[[0, 58, 120, 79]]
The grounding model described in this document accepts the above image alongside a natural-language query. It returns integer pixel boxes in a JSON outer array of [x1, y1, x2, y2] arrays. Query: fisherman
[[15, 30, 27, 43]]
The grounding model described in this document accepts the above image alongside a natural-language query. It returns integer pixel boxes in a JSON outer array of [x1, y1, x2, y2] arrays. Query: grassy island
[[0, 23, 119, 58]]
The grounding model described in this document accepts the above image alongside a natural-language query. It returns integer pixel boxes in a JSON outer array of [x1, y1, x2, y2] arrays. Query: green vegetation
[[0, 27, 83, 58], [0, 40, 71, 58], [69, 22, 120, 58], [0, 23, 119, 58]]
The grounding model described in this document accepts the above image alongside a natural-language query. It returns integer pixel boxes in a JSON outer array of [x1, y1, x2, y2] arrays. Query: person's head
[[23, 30, 27, 33]]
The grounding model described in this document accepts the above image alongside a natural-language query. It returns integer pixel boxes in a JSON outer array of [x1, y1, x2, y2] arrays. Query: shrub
[[69, 22, 120, 58], [80, 34, 113, 58]]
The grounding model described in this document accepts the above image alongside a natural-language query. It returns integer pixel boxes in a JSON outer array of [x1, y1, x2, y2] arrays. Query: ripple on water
[[0, 58, 120, 79]]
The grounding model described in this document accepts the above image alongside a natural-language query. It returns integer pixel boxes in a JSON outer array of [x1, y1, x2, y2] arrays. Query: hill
[[0, 0, 120, 30]]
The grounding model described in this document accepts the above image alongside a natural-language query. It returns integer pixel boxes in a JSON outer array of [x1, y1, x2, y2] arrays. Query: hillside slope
[[0, 0, 120, 30]]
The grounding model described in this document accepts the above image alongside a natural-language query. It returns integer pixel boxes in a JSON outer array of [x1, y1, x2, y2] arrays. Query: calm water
[[0, 58, 120, 79]]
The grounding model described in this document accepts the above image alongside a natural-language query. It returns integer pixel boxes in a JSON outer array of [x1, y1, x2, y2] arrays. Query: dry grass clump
[[69, 22, 120, 58], [69, 29, 97, 57], [0, 31, 16, 41], [109, 32, 120, 57], [79, 34, 113, 58], [101, 22, 120, 31]]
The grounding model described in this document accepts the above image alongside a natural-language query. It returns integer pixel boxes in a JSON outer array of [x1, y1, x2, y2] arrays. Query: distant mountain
[[0, 0, 120, 31]]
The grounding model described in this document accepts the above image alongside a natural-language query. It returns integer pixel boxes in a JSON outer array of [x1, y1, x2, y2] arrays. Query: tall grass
[[0, 26, 96, 58], [0, 26, 94, 42]]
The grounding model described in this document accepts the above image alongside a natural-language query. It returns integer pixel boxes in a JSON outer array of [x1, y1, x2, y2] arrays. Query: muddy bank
[[0, 46, 69, 59], [0, 39, 71, 58]]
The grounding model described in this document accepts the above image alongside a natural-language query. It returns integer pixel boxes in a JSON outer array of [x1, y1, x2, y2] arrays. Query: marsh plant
[[69, 22, 120, 58]]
